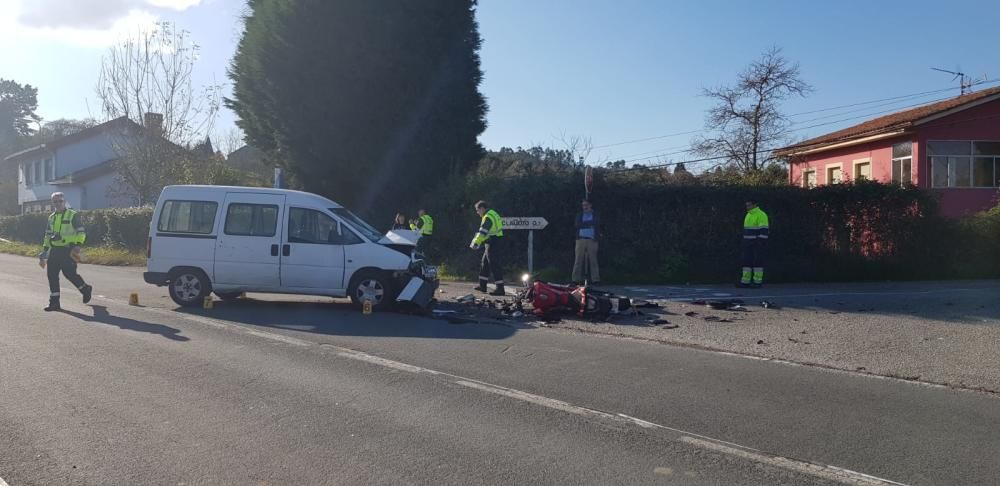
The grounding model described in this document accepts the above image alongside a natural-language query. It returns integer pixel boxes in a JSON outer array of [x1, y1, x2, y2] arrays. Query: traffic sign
[[501, 217, 548, 230]]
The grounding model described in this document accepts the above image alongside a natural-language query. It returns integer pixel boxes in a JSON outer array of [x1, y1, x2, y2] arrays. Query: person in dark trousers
[[572, 199, 600, 284], [470, 200, 505, 295], [39, 192, 93, 311], [739, 199, 770, 288]]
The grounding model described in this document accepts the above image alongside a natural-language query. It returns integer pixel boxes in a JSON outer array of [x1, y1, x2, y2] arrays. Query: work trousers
[[572, 238, 600, 283], [479, 238, 504, 286], [740, 239, 767, 285], [47, 247, 87, 297]]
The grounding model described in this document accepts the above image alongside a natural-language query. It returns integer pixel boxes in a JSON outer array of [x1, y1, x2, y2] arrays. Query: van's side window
[[158, 200, 218, 234], [225, 203, 278, 237], [288, 208, 362, 245]]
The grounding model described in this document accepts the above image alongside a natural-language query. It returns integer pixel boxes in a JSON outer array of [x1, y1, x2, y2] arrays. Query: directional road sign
[[501, 217, 548, 231]]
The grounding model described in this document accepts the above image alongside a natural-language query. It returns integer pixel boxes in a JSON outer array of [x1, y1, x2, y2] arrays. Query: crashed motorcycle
[[521, 281, 631, 319]]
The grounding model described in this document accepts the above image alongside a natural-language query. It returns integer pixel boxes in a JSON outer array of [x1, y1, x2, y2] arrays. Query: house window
[[929, 141, 1000, 188], [891, 142, 912, 185], [803, 170, 817, 189], [33, 161, 41, 185], [827, 165, 843, 184], [854, 161, 871, 181], [44, 158, 54, 182]]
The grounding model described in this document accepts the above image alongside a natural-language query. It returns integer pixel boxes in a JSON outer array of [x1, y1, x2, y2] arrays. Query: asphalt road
[[2, 254, 999, 485]]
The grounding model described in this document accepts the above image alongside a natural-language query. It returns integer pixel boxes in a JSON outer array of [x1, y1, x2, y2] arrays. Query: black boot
[[489, 284, 506, 296], [474, 282, 488, 293], [81, 284, 93, 304], [44, 297, 61, 312]]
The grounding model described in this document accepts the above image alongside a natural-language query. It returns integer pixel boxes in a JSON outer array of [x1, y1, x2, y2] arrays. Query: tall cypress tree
[[227, 0, 487, 217]]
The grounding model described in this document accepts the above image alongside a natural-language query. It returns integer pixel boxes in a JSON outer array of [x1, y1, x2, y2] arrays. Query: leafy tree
[[0, 79, 42, 215], [693, 47, 811, 174], [0, 79, 41, 157], [227, 0, 487, 218]]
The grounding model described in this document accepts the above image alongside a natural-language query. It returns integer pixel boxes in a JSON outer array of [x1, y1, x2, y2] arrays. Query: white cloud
[[0, 0, 202, 47], [146, 0, 203, 11]]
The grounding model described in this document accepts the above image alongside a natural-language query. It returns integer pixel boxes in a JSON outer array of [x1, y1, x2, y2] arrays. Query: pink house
[[777, 86, 1000, 217]]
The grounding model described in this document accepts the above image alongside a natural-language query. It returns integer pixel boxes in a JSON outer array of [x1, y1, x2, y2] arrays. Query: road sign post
[[501, 217, 548, 277]]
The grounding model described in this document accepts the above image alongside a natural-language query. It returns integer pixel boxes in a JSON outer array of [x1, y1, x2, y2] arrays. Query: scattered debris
[[456, 294, 476, 304], [727, 305, 748, 312], [661, 323, 679, 329], [828, 311, 840, 315], [760, 300, 779, 309], [684, 311, 699, 317], [432, 310, 457, 315], [787, 337, 811, 344], [511, 311, 524, 318], [438, 289, 447, 294], [756, 339, 766, 345], [703, 316, 733, 323], [651, 319, 670, 325]]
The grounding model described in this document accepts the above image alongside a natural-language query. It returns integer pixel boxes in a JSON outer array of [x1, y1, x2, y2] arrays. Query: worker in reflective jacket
[[469, 200, 505, 296], [409, 209, 434, 252], [739, 199, 770, 288], [39, 192, 93, 311]]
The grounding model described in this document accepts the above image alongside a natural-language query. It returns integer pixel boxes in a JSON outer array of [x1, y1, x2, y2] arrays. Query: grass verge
[[0, 239, 146, 266]]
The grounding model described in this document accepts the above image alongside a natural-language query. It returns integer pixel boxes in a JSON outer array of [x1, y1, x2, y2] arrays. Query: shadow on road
[[176, 298, 520, 340], [61, 305, 190, 342]]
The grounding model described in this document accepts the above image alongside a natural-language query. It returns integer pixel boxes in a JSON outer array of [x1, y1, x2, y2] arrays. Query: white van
[[144, 185, 437, 310]]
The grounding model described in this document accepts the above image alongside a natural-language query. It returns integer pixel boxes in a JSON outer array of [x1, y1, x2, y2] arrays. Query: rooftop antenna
[[931, 67, 987, 95]]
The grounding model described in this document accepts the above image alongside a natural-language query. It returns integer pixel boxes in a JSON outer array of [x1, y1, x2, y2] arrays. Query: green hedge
[[420, 170, 999, 283], [0, 207, 153, 250]]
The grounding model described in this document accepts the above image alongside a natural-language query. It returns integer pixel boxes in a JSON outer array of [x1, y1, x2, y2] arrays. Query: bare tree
[[97, 21, 221, 205], [693, 47, 812, 174], [217, 126, 246, 157], [558, 132, 593, 165]]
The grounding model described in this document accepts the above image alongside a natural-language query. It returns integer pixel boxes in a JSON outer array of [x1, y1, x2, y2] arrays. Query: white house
[[2, 114, 166, 214]]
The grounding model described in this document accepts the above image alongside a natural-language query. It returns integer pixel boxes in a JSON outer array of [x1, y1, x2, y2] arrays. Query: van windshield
[[330, 208, 383, 242]]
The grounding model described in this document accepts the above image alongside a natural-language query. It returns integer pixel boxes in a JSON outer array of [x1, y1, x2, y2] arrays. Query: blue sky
[[2, 0, 999, 167]]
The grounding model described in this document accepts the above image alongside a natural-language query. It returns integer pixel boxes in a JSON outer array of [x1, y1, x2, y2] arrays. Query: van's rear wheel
[[348, 270, 396, 311], [169, 269, 211, 307]]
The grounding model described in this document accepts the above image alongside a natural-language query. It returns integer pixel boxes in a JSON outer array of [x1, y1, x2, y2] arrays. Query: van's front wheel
[[169, 269, 211, 307], [348, 270, 396, 311]]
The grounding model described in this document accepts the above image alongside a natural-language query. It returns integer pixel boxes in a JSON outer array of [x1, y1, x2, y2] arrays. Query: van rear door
[[214, 193, 286, 288]]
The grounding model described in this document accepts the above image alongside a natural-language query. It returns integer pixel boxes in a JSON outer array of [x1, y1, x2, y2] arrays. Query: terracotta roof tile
[[778, 85, 1000, 155]]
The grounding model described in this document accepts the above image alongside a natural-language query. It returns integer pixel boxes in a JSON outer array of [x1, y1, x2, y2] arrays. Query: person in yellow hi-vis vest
[[469, 200, 505, 296], [39, 192, 93, 311], [739, 199, 769, 288], [409, 209, 434, 252]]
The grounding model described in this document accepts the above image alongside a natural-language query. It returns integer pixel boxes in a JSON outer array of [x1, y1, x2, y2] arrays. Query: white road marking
[[679, 436, 907, 486], [338, 350, 440, 374], [72, 289, 935, 484], [304, 345, 910, 485], [0, 476, 9, 486]]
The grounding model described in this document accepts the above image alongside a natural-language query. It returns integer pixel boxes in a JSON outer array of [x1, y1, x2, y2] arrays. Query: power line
[[610, 110, 1000, 173], [590, 80, 1000, 153], [609, 92, 977, 167]]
